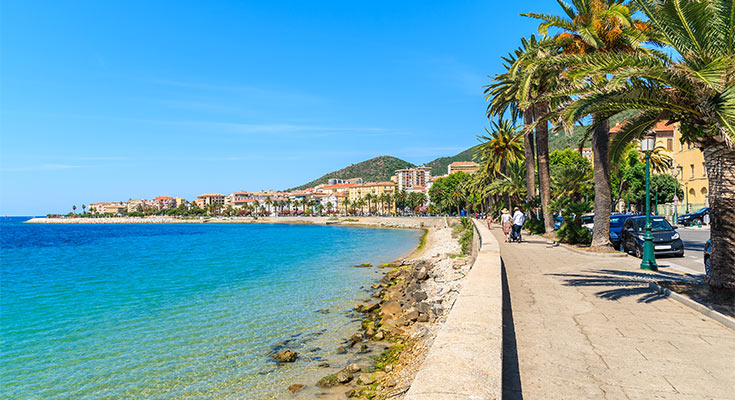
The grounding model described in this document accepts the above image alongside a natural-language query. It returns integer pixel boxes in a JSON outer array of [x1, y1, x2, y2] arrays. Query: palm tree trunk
[[702, 143, 735, 300], [524, 107, 536, 201], [535, 102, 554, 233], [591, 115, 612, 249]]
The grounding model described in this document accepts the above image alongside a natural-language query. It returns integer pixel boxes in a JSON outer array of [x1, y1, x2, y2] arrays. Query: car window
[[696, 208, 708, 214], [582, 215, 594, 224], [635, 217, 673, 232]]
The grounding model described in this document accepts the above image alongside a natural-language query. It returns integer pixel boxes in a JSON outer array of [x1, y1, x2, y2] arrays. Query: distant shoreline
[[26, 216, 448, 230]]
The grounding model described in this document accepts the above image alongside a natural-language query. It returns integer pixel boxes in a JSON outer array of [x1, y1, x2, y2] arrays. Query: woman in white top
[[501, 208, 512, 242]]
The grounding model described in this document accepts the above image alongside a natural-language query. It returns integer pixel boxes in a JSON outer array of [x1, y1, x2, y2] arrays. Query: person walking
[[501, 208, 512, 242], [512, 207, 526, 243]]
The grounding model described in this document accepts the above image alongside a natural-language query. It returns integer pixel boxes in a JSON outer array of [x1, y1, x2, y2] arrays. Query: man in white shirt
[[512, 207, 526, 242]]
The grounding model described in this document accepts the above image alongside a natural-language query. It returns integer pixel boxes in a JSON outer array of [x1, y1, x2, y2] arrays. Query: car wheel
[[676, 251, 685, 257], [634, 245, 643, 259], [692, 218, 701, 226]]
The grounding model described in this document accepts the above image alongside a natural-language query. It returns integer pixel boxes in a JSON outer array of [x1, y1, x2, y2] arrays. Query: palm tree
[[488, 160, 528, 206], [72, 205, 76, 214], [524, 0, 664, 248], [486, 34, 563, 231], [557, 0, 735, 297], [475, 119, 524, 176], [81, 204, 86, 214], [646, 145, 673, 174]]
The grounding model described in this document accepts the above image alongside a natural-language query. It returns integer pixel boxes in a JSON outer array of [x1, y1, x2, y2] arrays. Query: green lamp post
[[640, 134, 658, 271], [671, 164, 682, 224]]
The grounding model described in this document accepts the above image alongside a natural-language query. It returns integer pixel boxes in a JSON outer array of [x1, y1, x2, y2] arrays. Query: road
[[657, 226, 709, 274]]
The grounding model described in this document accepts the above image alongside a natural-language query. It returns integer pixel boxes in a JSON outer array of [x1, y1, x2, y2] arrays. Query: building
[[127, 199, 148, 213], [318, 183, 357, 194], [395, 166, 432, 192], [89, 202, 128, 215], [195, 193, 225, 209], [447, 161, 478, 175], [581, 148, 593, 162], [151, 196, 176, 210], [610, 119, 709, 211], [175, 197, 187, 208], [348, 182, 396, 214]]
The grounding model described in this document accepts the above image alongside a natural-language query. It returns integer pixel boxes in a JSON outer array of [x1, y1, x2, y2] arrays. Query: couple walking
[[501, 207, 526, 243]]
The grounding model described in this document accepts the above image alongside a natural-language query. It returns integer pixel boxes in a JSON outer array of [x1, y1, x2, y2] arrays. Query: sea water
[[0, 221, 421, 399]]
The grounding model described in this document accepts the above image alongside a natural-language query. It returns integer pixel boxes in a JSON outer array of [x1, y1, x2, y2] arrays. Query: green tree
[[525, 0, 663, 249], [559, 0, 735, 297]]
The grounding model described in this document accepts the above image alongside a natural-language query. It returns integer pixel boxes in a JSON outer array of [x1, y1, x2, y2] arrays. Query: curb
[[648, 282, 735, 331], [556, 243, 628, 258]]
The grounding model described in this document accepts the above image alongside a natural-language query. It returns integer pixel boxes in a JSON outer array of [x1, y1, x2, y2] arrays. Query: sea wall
[[403, 219, 503, 399]]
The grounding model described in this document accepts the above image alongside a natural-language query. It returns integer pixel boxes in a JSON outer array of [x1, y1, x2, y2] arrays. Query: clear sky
[[1, 0, 556, 215]]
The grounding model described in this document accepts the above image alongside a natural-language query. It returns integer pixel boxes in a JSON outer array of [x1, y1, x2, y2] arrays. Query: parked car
[[677, 207, 710, 226], [619, 216, 684, 258], [704, 239, 711, 277], [609, 214, 633, 248], [581, 213, 595, 230]]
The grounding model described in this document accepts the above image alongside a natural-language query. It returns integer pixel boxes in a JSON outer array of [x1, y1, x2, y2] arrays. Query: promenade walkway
[[495, 229, 735, 399]]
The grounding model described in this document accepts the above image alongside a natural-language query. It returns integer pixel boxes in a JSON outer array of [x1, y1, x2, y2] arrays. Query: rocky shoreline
[[274, 219, 475, 399]]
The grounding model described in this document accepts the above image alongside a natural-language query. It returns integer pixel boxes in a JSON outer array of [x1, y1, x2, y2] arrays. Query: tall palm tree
[[646, 145, 673, 174], [559, 0, 735, 297], [475, 119, 524, 176], [524, 0, 663, 248], [72, 205, 77, 214], [488, 160, 528, 206], [487, 34, 565, 231]]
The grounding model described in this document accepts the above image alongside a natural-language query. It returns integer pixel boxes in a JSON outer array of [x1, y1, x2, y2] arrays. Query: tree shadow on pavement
[[546, 268, 702, 303]]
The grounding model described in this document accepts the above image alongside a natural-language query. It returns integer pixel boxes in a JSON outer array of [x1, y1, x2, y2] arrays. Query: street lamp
[[640, 133, 658, 271]]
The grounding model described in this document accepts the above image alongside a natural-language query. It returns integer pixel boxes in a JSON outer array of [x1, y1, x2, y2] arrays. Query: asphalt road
[[657, 226, 710, 274]]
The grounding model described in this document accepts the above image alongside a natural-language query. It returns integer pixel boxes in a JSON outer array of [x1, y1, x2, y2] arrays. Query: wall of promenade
[[404, 219, 503, 399]]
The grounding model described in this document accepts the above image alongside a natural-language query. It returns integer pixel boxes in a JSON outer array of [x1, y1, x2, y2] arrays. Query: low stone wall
[[403, 219, 503, 399]]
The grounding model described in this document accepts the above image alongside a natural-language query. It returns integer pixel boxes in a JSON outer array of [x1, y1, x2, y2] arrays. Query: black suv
[[677, 207, 709, 226], [619, 216, 684, 258]]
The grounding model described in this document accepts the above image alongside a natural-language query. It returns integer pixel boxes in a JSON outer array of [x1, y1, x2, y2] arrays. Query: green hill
[[288, 155, 415, 191], [423, 146, 480, 176]]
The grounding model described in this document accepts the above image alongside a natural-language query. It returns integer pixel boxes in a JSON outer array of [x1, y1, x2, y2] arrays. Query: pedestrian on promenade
[[486, 213, 494, 229], [501, 208, 512, 242], [511, 207, 526, 243]]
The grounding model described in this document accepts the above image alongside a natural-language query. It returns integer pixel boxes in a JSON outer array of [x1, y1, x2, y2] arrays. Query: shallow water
[[0, 221, 420, 399]]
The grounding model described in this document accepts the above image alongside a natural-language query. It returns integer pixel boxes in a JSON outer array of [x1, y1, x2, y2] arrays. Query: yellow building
[[610, 120, 709, 211], [347, 182, 396, 214], [195, 193, 225, 209]]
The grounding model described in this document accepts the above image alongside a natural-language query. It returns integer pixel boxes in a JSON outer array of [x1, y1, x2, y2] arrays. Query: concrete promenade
[[404, 219, 503, 399], [496, 229, 735, 399]]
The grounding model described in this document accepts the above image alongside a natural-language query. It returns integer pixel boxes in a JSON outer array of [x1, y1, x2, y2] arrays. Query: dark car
[[704, 239, 711, 277], [619, 216, 684, 258], [609, 214, 633, 248], [678, 207, 709, 226]]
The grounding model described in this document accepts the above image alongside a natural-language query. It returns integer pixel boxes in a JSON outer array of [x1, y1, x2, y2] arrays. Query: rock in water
[[336, 346, 347, 354], [273, 350, 298, 362], [317, 374, 339, 387], [346, 363, 362, 373], [352, 263, 372, 268], [287, 384, 305, 394], [336, 370, 353, 384]]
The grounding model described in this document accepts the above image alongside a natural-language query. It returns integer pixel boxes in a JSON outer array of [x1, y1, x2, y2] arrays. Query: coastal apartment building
[[151, 196, 176, 210], [395, 166, 432, 192], [88, 202, 127, 215], [348, 182, 396, 214], [447, 161, 478, 175], [327, 177, 363, 185], [195, 193, 225, 209], [318, 183, 357, 194]]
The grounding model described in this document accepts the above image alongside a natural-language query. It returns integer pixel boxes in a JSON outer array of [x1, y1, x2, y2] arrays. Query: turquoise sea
[[0, 220, 421, 399]]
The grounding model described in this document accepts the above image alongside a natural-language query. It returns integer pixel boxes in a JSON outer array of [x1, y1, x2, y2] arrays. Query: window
[[690, 164, 695, 178], [702, 163, 706, 177], [667, 139, 673, 151]]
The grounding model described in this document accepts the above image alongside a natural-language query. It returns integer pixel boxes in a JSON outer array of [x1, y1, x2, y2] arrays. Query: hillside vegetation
[[288, 155, 415, 191], [424, 146, 479, 176]]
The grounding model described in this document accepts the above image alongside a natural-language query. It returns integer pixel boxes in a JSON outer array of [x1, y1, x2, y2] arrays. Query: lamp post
[[640, 134, 658, 271]]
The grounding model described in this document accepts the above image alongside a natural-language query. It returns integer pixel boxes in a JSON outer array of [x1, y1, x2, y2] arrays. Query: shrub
[[525, 218, 545, 235]]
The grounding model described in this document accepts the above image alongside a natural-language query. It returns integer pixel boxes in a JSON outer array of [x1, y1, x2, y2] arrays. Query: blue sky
[[1, 0, 555, 215]]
